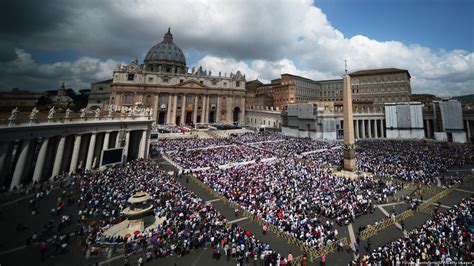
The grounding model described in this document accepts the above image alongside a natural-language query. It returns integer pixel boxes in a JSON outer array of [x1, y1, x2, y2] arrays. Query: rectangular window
[[212, 81, 217, 86], [148, 77, 153, 82], [236, 81, 240, 87], [127, 74, 134, 81], [163, 78, 169, 83]]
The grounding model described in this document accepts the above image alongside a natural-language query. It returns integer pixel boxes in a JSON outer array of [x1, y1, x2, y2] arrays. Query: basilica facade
[[109, 29, 246, 126]]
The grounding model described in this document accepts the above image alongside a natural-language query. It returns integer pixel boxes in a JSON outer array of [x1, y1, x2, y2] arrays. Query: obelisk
[[343, 61, 356, 171]]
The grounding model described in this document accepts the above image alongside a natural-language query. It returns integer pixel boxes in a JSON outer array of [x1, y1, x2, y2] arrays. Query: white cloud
[[0, 0, 472, 95]]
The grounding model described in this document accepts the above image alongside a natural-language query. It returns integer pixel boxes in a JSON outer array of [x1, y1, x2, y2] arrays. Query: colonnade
[[353, 119, 386, 139], [0, 128, 149, 191], [151, 93, 245, 125]]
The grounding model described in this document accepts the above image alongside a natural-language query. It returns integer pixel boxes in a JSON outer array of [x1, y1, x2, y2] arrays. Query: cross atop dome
[[163, 27, 173, 43]]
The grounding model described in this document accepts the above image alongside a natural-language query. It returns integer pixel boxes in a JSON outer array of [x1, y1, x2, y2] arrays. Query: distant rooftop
[[350, 68, 411, 78]]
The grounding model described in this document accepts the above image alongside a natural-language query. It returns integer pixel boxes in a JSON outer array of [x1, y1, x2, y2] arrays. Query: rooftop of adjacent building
[[349, 68, 411, 78]]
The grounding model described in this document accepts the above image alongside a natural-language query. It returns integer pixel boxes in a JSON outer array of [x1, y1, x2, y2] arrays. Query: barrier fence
[[190, 175, 349, 262]]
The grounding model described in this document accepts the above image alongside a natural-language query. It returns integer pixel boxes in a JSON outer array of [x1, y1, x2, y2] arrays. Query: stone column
[[342, 73, 355, 171], [216, 96, 221, 123], [10, 140, 31, 190], [227, 97, 233, 122], [166, 95, 173, 124], [32, 138, 49, 182], [181, 94, 186, 125], [202, 95, 207, 123], [172, 95, 178, 125], [138, 130, 148, 159], [69, 135, 82, 174], [368, 120, 372, 138], [123, 131, 131, 162], [85, 133, 97, 170], [153, 94, 159, 122], [51, 136, 66, 180], [115, 130, 121, 148], [355, 120, 359, 139], [193, 95, 198, 124], [361, 119, 366, 139], [103, 132, 110, 150], [374, 120, 379, 138], [240, 96, 245, 124]]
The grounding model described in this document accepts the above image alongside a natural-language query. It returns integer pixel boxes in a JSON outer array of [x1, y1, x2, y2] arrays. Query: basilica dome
[[144, 28, 187, 73]]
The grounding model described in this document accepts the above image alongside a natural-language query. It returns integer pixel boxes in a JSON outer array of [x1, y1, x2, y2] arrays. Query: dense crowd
[[212, 123, 242, 130], [250, 138, 338, 157], [230, 131, 287, 144], [166, 145, 275, 169], [353, 196, 473, 265], [152, 138, 231, 152], [75, 159, 283, 264], [195, 158, 399, 248], [356, 140, 474, 184]]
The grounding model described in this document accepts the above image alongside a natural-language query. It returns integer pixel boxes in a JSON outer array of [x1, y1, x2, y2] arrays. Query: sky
[[0, 0, 472, 96]]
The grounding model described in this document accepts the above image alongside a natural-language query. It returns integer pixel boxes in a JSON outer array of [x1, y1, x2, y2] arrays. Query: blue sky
[[315, 0, 473, 51], [0, 0, 472, 96]]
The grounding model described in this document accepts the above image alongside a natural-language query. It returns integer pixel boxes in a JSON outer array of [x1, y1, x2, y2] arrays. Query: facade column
[[32, 138, 49, 182], [204, 95, 211, 123], [355, 120, 359, 139], [361, 119, 366, 139], [216, 96, 221, 123], [85, 133, 97, 170], [172, 95, 178, 125], [227, 97, 233, 122], [166, 95, 173, 124], [123, 131, 131, 162], [192, 95, 198, 124], [69, 135, 82, 174], [374, 120, 379, 138], [103, 132, 110, 150], [51, 136, 66, 180], [153, 94, 159, 122], [115, 130, 121, 148], [368, 120, 372, 138], [138, 130, 148, 159], [202, 95, 207, 123], [181, 94, 186, 125], [240, 96, 245, 125], [10, 140, 31, 190]]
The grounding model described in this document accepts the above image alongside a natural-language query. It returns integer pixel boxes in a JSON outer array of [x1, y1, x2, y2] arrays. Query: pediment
[[174, 79, 207, 88]]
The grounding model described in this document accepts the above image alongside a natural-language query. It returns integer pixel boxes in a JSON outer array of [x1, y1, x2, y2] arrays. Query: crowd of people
[[250, 138, 338, 157], [74, 159, 286, 264], [353, 196, 473, 265], [166, 145, 275, 169], [356, 140, 474, 184], [152, 138, 231, 152], [195, 158, 399, 249]]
